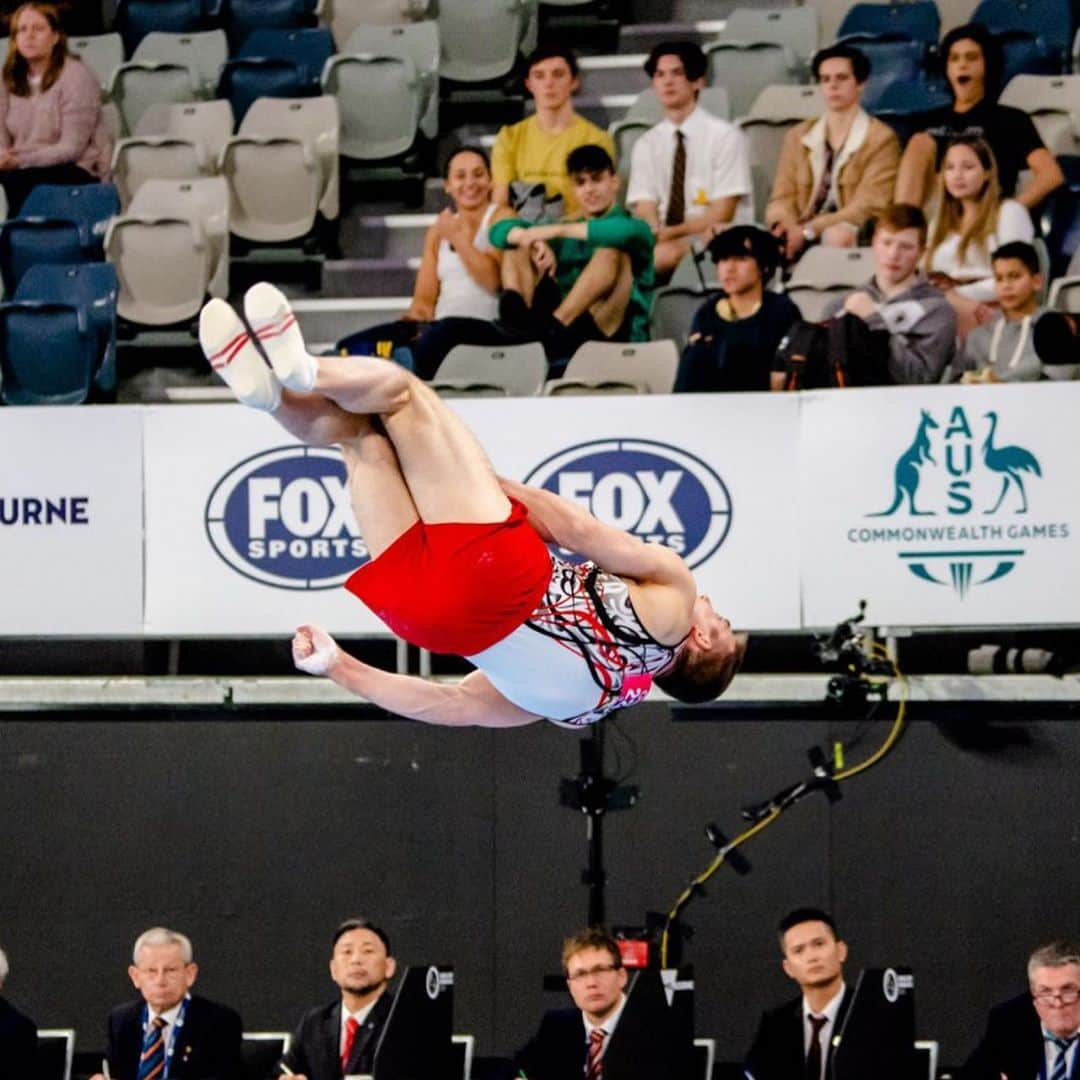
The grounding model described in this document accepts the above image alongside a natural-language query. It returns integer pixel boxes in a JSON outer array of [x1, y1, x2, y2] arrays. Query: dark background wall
[[1, 705, 1077, 1069]]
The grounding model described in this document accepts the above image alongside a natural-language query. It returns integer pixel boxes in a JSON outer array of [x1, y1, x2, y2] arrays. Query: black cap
[[707, 225, 781, 279]]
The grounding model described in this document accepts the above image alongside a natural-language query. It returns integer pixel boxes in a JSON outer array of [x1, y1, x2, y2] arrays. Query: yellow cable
[[660, 648, 909, 967]]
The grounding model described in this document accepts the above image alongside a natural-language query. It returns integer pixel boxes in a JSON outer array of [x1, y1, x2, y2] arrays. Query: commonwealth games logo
[[848, 406, 1066, 598]]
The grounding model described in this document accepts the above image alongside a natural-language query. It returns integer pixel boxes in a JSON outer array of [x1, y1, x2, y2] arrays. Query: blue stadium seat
[[838, 35, 927, 111], [226, 0, 319, 49], [997, 30, 1060, 84], [217, 28, 334, 124], [869, 79, 951, 143], [16, 263, 120, 398], [973, 0, 1072, 67], [0, 183, 121, 295], [1043, 155, 1080, 276], [115, 0, 224, 55], [0, 301, 99, 405], [838, 1, 941, 46]]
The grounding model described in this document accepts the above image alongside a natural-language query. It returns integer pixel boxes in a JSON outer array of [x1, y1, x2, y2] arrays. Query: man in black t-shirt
[[894, 23, 1063, 210]]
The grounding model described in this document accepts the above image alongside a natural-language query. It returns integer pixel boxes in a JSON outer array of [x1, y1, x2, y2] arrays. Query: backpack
[[776, 313, 894, 389]]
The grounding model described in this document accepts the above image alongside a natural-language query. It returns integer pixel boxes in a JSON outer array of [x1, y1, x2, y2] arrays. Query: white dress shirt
[[1042, 1026, 1080, 1080], [144, 998, 186, 1073], [340, 997, 379, 1059], [802, 983, 846, 1080], [582, 993, 628, 1066], [627, 105, 752, 225]]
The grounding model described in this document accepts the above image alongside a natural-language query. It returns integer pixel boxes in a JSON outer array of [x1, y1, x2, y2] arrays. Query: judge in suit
[[279, 919, 396, 1080], [90, 926, 243, 1080], [513, 927, 682, 1080], [0, 944, 38, 1080], [962, 940, 1080, 1080], [744, 908, 854, 1080]]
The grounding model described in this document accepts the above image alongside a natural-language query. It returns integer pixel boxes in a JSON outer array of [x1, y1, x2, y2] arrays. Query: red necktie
[[585, 1027, 606, 1079], [341, 1016, 360, 1075]]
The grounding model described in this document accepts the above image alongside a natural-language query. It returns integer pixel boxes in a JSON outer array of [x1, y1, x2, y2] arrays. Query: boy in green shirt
[[490, 144, 656, 362]]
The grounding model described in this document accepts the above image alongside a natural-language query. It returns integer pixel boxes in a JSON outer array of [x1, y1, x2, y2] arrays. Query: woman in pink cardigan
[[0, 3, 111, 213]]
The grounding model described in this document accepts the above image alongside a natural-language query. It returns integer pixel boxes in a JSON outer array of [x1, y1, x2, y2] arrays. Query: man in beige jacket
[[766, 43, 899, 264]]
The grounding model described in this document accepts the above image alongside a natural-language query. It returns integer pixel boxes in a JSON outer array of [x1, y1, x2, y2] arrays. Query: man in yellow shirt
[[492, 45, 616, 221]]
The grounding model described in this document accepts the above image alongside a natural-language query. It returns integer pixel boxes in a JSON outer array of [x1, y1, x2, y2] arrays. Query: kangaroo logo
[[870, 409, 938, 517]]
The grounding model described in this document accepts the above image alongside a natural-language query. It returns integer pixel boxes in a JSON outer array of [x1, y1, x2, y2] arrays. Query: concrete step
[[291, 296, 411, 351]]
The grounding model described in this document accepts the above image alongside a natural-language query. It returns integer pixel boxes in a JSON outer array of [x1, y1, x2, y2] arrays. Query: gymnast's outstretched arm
[[292, 625, 541, 728]]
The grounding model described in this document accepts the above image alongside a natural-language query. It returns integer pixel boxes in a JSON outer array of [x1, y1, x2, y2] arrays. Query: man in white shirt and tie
[[744, 908, 853, 1080], [627, 41, 751, 281]]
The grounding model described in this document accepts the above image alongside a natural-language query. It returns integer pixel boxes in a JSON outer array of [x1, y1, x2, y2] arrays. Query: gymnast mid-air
[[199, 284, 746, 728]]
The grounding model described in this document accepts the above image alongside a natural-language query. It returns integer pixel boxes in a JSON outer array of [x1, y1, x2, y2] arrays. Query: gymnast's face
[[690, 595, 745, 661]]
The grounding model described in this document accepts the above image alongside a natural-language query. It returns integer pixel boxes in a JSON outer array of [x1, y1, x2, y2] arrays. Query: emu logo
[[864, 408, 1046, 598], [524, 438, 732, 569], [205, 446, 370, 590]]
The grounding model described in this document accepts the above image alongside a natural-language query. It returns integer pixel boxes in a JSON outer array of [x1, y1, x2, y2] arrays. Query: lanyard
[[143, 996, 189, 1078], [988, 314, 1032, 371]]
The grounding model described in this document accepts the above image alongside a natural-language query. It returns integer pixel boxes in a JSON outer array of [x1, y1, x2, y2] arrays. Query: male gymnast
[[199, 285, 746, 728]]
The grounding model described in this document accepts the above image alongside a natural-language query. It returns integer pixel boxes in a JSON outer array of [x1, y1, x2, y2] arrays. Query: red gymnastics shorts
[[344, 498, 553, 655]]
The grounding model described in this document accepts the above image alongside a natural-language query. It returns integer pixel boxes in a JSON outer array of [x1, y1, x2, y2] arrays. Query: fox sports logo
[[524, 439, 732, 569], [205, 446, 370, 590]]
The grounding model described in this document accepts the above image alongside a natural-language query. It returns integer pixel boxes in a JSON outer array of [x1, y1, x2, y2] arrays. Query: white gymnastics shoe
[[199, 298, 281, 411], [244, 281, 318, 392]]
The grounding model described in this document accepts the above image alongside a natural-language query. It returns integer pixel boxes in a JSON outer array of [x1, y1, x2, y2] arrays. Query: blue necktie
[[1048, 1033, 1076, 1080], [137, 1016, 167, 1080]]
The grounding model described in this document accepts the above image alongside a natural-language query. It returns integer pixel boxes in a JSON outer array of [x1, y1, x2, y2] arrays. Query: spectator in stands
[[1033, 310, 1080, 369], [961, 940, 1080, 1080], [954, 241, 1052, 381], [492, 45, 615, 221], [0, 943, 37, 1080], [513, 927, 683, 1080], [675, 224, 799, 393], [0, 2, 111, 213], [490, 143, 655, 364], [626, 40, 751, 281], [894, 23, 1063, 212], [822, 203, 956, 384], [337, 146, 509, 379], [766, 43, 900, 264], [89, 926, 243, 1080], [744, 908, 853, 1080], [278, 918, 397, 1080], [925, 136, 1035, 337]]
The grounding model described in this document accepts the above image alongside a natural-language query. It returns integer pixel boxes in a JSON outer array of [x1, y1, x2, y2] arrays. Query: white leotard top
[[434, 203, 499, 321], [467, 554, 684, 726]]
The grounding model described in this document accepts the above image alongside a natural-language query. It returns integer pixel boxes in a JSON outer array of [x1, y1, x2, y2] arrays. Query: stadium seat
[[36, 1029, 75, 1080], [106, 176, 229, 324], [715, 6, 820, 75], [997, 29, 1060, 84], [0, 298, 100, 405], [609, 119, 651, 182], [869, 79, 951, 143], [542, 339, 680, 395], [786, 283, 848, 321], [669, 248, 710, 290], [112, 99, 234, 205], [1000, 74, 1080, 156], [226, 0, 319, 49], [133, 29, 229, 97], [650, 287, 718, 349], [624, 85, 730, 124], [837, 1, 940, 46], [218, 28, 334, 124], [17, 263, 119, 397], [321, 54, 422, 160], [220, 95, 339, 242], [430, 343, 548, 397], [789, 245, 874, 288], [109, 58, 202, 135], [973, 0, 1071, 67], [330, 0, 431, 45], [343, 22, 440, 140], [68, 33, 124, 96], [114, 0, 224, 55], [747, 83, 823, 121], [436, 0, 534, 83], [703, 41, 799, 119], [837, 35, 927, 111], [0, 182, 121, 295], [1043, 154, 1080, 276]]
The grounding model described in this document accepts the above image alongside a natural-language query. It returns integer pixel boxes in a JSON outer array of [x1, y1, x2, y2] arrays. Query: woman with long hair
[[925, 136, 1034, 336], [0, 2, 111, 213]]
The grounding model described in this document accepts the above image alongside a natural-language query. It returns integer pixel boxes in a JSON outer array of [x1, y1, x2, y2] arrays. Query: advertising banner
[[0, 406, 143, 635], [799, 384, 1080, 628], [143, 395, 802, 637]]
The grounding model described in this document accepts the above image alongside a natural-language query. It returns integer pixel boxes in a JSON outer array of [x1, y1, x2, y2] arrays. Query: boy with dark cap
[[490, 143, 656, 364], [674, 225, 800, 392]]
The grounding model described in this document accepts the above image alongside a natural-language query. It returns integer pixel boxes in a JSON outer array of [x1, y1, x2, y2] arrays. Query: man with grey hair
[[961, 940, 1080, 1080], [0, 943, 38, 1080], [89, 927, 243, 1080]]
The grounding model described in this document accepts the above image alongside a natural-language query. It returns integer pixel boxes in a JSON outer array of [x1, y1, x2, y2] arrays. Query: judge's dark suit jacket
[[0, 994, 38, 1080], [282, 992, 393, 1080], [105, 994, 244, 1080], [744, 986, 854, 1080], [513, 1005, 683, 1080], [961, 992, 1080, 1080]]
